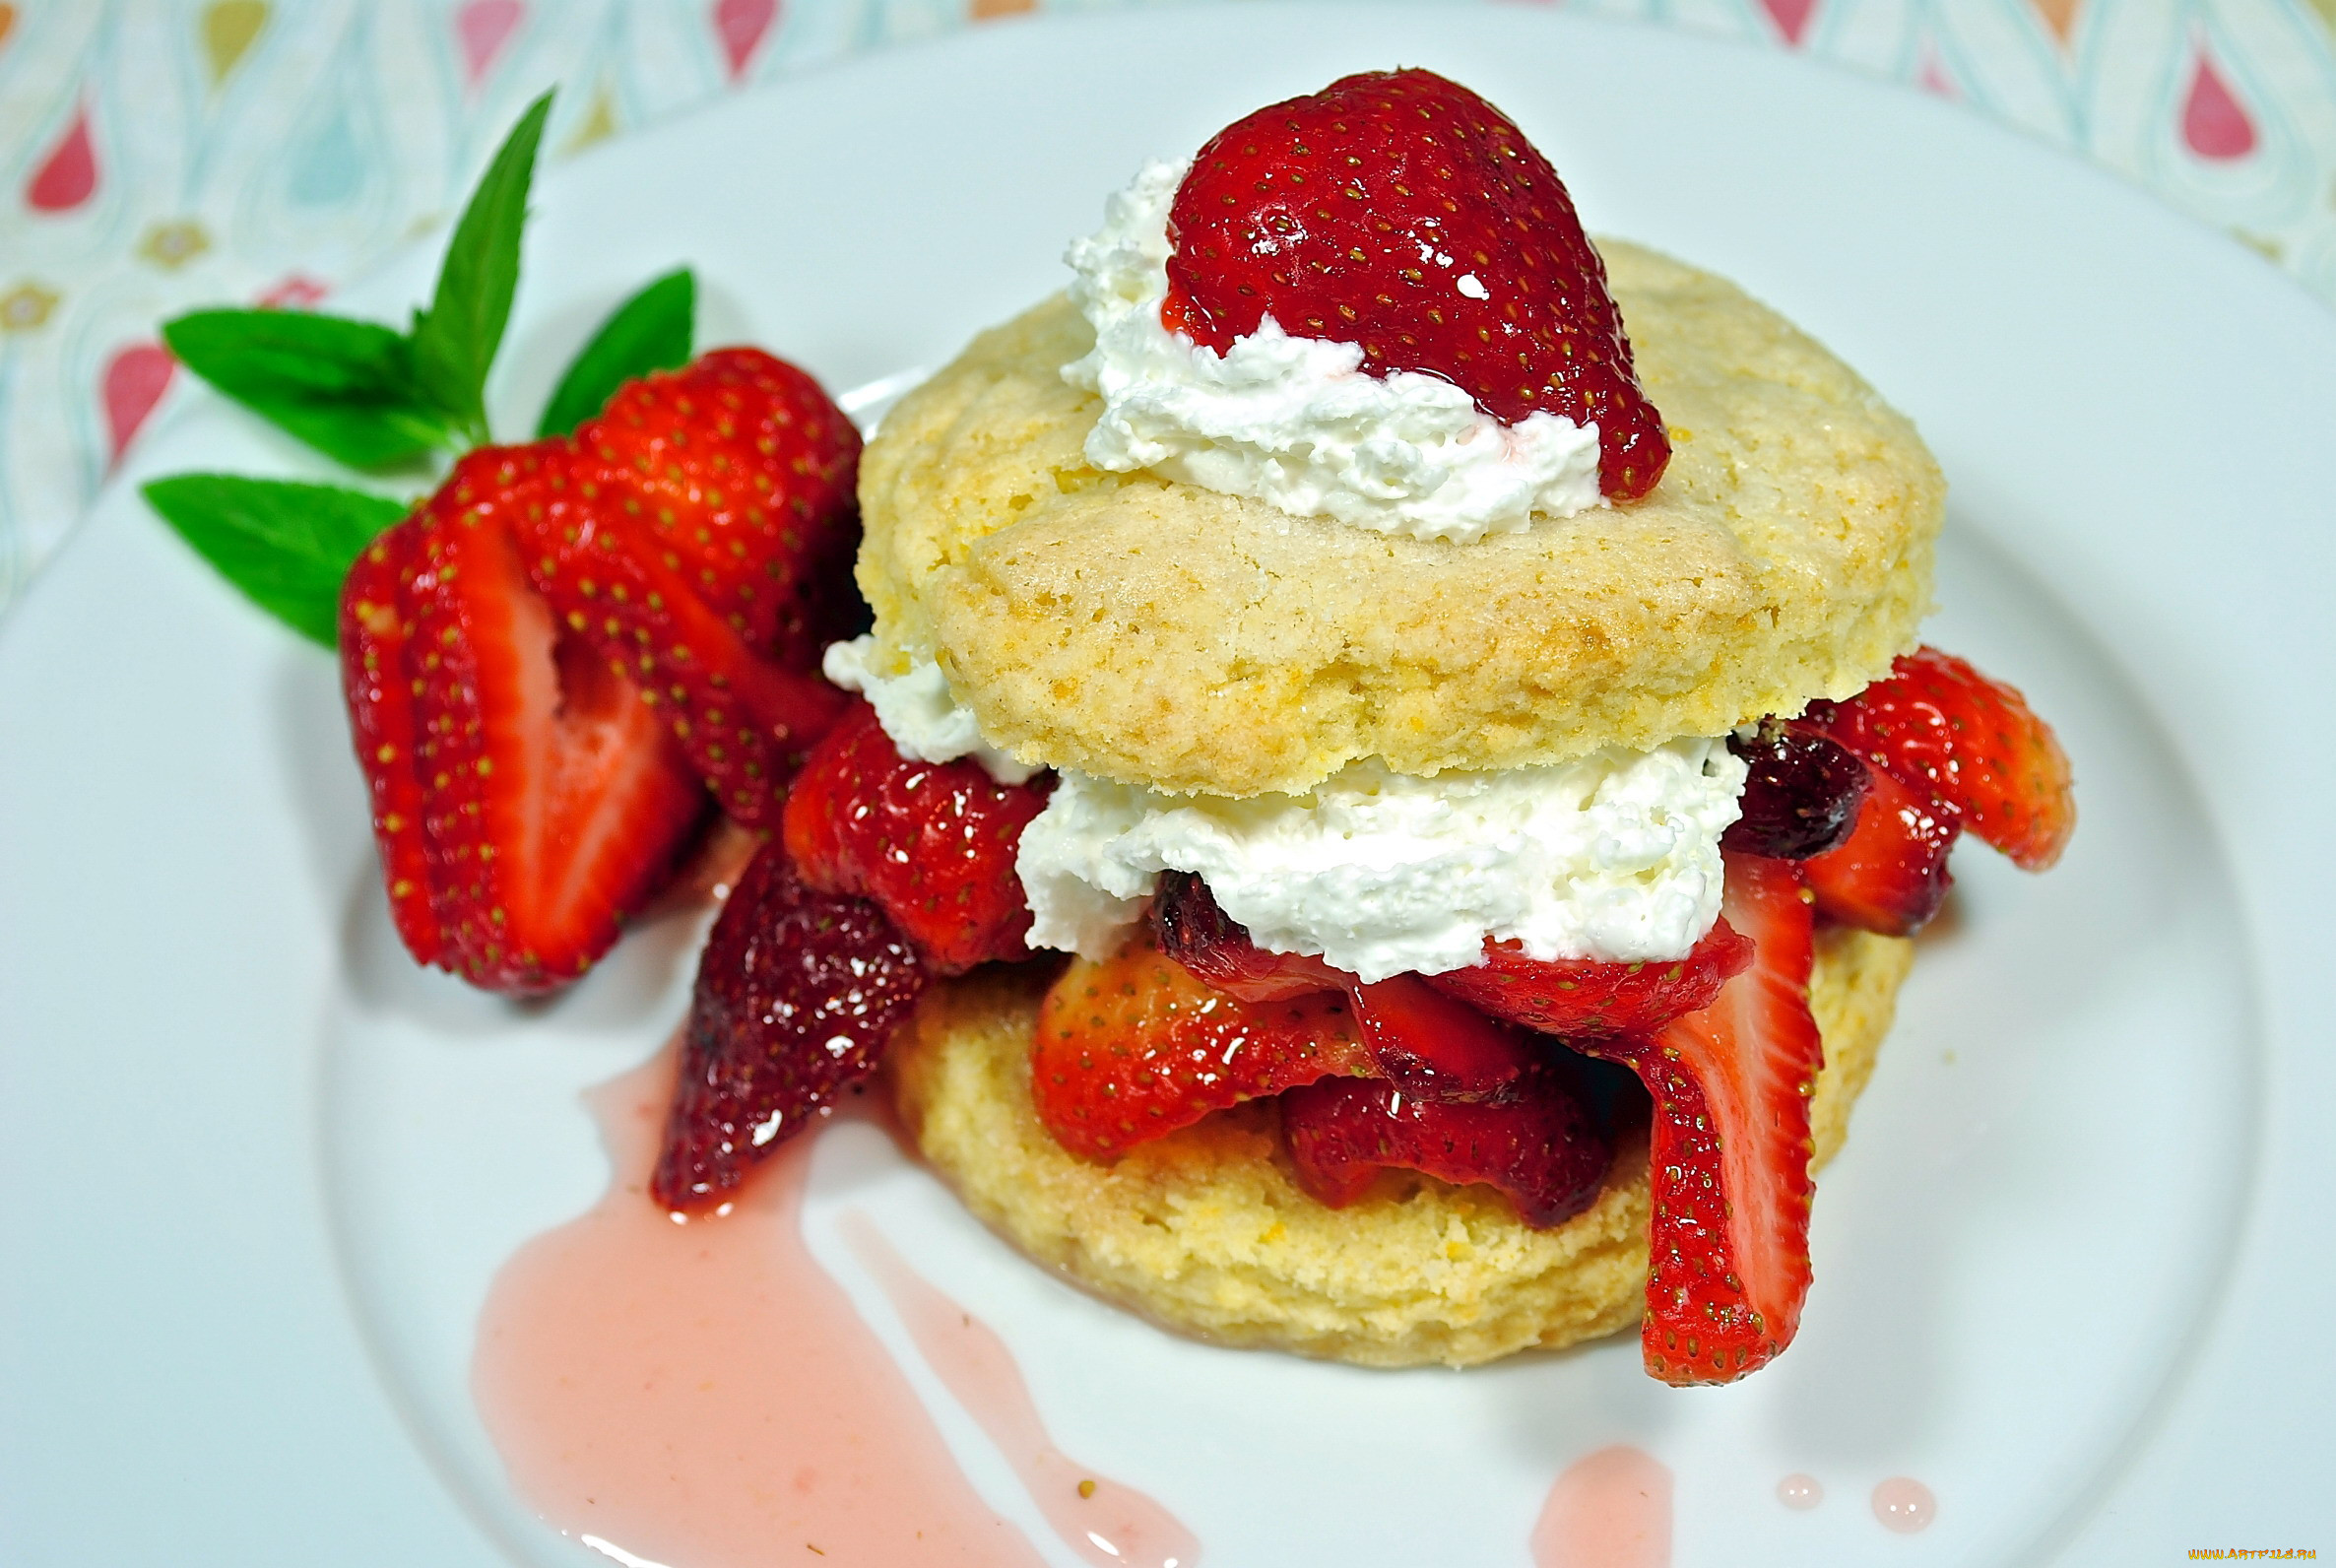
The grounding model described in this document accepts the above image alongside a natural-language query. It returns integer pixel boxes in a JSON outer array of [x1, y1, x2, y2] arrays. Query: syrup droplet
[[1871, 1476, 1938, 1534], [1777, 1472, 1823, 1510], [845, 1216, 1202, 1568], [472, 1044, 1050, 1568], [1532, 1446, 1671, 1568]]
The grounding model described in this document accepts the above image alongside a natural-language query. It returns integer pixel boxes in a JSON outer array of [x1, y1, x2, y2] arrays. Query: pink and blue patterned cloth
[[1, 0, 2329, 614]]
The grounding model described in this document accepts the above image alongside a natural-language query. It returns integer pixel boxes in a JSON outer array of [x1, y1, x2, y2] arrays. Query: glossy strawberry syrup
[[471, 1047, 1047, 1567], [844, 1216, 1200, 1568], [1531, 1446, 1672, 1568]]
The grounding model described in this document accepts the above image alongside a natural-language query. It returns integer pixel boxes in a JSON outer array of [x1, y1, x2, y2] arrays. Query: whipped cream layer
[[825, 646, 1746, 983], [1017, 746, 1745, 984], [1061, 160, 1605, 545]]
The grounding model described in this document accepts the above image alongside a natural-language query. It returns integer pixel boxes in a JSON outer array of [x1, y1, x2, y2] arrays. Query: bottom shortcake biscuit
[[889, 926, 1914, 1368]]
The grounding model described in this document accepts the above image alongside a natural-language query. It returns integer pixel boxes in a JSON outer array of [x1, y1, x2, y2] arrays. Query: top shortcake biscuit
[[855, 241, 1942, 799]]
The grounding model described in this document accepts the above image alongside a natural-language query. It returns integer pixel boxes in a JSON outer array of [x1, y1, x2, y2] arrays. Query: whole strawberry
[[1162, 69, 1669, 499], [653, 841, 928, 1210]]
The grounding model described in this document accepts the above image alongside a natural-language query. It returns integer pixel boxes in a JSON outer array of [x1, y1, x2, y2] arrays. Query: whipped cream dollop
[[1061, 159, 1605, 544], [1018, 746, 1745, 984], [820, 636, 1039, 785]]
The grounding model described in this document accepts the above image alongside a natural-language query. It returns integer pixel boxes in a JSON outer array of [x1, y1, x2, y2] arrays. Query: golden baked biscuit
[[889, 925, 1914, 1369], [856, 243, 1943, 797]]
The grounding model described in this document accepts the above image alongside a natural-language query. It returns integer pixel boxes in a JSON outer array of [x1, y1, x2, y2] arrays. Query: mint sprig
[[161, 311, 450, 470], [159, 89, 554, 468], [410, 93, 553, 444], [145, 477, 411, 648], [539, 268, 696, 437], [147, 88, 705, 650]]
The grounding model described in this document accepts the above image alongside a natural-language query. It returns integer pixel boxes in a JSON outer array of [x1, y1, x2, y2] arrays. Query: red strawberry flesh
[[1573, 852, 1822, 1384], [654, 841, 928, 1210], [1799, 758, 1959, 937], [1031, 930, 1376, 1161], [341, 444, 704, 995], [1281, 1062, 1613, 1228], [1422, 920, 1753, 1040], [1150, 872, 1529, 1098], [524, 348, 866, 826], [1162, 68, 1668, 499], [1805, 646, 2075, 871], [782, 699, 1054, 974]]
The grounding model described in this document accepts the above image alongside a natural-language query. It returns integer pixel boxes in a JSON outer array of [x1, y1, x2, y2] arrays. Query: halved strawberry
[[1149, 872, 1530, 1099], [1799, 759, 1959, 937], [1281, 1062, 1613, 1228], [1574, 852, 1822, 1384], [1031, 929, 1376, 1161], [1161, 69, 1668, 499], [781, 699, 1054, 974], [654, 839, 927, 1211], [1805, 646, 2075, 870], [522, 349, 863, 826], [1421, 921, 1753, 1040], [339, 444, 706, 994]]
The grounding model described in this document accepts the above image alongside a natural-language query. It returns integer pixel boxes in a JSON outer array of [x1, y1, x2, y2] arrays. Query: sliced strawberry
[[1722, 723, 1871, 860], [1421, 921, 1754, 1041], [341, 528, 441, 964], [1162, 69, 1668, 499], [1149, 872, 1530, 1098], [1031, 929, 1377, 1161], [522, 349, 864, 826], [781, 699, 1054, 974], [653, 840, 927, 1210], [578, 347, 864, 667], [1151, 870, 1345, 1001], [1575, 852, 1821, 1384], [1800, 759, 1959, 936], [340, 444, 706, 994], [1805, 646, 2075, 870], [1281, 1062, 1613, 1228]]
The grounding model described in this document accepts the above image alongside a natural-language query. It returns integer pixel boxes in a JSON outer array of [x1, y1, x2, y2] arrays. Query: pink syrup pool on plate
[[1531, 1445, 1672, 1567], [845, 1212, 1200, 1568], [471, 1046, 1050, 1567]]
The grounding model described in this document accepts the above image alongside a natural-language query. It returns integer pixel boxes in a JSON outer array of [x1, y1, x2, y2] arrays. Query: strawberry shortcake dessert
[[715, 69, 2071, 1382], [330, 70, 2071, 1388]]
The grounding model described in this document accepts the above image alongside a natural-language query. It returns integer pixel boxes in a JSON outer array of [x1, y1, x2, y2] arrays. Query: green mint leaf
[[144, 474, 411, 648], [536, 268, 696, 437], [409, 90, 554, 442], [162, 309, 453, 470]]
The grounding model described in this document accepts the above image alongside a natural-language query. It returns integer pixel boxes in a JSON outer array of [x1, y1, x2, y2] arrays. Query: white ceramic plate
[[3, 7, 2330, 1563]]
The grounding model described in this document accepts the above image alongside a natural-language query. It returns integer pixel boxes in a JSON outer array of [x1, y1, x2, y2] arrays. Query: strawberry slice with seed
[[1799, 758, 1959, 936], [523, 349, 863, 825], [1805, 646, 2075, 871], [1031, 928, 1375, 1160], [1575, 851, 1822, 1384], [1150, 872, 1530, 1099], [1281, 1062, 1613, 1228], [782, 699, 1054, 974], [654, 840, 927, 1210], [340, 444, 705, 994], [1421, 922, 1754, 1041]]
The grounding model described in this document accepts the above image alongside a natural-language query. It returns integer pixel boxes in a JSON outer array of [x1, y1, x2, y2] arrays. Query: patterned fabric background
[[1, 0, 2331, 615]]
